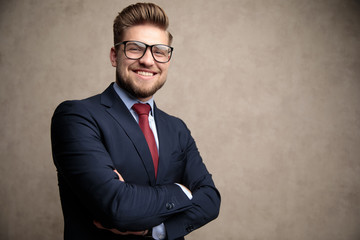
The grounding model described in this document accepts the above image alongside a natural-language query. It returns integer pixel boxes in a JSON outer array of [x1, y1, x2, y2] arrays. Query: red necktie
[[132, 103, 159, 177]]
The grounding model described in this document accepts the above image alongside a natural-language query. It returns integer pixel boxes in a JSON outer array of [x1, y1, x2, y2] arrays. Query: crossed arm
[[93, 170, 194, 238], [92, 170, 149, 236]]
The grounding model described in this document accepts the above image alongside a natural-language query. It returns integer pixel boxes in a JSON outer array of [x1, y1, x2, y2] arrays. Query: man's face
[[111, 24, 171, 101]]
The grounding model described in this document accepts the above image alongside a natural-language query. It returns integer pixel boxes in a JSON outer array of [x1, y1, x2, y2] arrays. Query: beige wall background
[[1, 0, 360, 239]]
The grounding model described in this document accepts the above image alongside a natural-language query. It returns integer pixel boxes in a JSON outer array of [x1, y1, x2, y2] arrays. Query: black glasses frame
[[114, 40, 174, 63]]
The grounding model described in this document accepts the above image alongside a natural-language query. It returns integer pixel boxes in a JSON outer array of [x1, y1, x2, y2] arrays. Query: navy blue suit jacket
[[51, 84, 220, 239]]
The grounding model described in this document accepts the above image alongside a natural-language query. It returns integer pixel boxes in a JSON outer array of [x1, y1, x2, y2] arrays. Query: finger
[[93, 220, 147, 236], [123, 230, 148, 236], [93, 220, 105, 229], [94, 221, 124, 235]]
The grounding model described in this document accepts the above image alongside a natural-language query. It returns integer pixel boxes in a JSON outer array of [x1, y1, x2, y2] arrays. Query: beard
[[115, 68, 166, 100]]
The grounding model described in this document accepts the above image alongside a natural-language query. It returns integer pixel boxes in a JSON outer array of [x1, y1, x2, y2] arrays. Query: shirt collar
[[113, 82, 155, 115]]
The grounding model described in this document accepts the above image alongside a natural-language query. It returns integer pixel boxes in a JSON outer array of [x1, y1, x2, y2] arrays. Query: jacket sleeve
[[51, 100, 192, 231], [164, 120, 221, 239]]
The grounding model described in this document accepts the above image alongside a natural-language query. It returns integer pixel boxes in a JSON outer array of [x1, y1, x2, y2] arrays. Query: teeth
[[137, 71, 154, 76]]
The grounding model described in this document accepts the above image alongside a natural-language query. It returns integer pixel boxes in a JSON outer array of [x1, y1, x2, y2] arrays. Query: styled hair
[[113, 2, 173, 47]]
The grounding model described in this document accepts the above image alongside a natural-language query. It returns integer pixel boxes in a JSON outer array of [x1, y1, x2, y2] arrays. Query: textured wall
[[1, 0, 360, 239]]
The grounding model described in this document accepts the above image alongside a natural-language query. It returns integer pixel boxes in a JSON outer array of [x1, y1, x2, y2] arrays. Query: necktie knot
[[132, 103, 151, 116]]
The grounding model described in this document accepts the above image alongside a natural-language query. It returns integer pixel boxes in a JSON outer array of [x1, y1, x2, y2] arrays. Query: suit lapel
[[100, 84, 156, 185]]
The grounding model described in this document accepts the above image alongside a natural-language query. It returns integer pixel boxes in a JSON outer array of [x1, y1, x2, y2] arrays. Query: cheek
[[159, 64, 170, 75], [117, 61, 132, 75]]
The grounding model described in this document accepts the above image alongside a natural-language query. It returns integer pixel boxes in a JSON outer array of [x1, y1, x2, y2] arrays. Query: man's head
[[110, 3, 173, 101]]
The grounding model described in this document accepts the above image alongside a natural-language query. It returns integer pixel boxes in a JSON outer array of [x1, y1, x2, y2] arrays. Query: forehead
[[123, 24, 169, 45]]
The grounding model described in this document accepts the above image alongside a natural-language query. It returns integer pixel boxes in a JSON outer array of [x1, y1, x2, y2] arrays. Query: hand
[[114, 169, 124, 181], [93, 220, 148, 236]]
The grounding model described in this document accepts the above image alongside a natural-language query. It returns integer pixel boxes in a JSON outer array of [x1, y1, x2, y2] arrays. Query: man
[[51, 3, 220, 240]]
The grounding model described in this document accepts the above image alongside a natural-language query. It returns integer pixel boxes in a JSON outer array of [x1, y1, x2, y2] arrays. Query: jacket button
[[166, 202, 174, 210]]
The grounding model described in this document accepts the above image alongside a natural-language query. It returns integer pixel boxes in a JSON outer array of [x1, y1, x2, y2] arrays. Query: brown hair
[[113, 2, 173, 47]]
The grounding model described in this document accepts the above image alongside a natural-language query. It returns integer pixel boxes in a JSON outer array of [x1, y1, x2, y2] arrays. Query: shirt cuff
[[152, 223, 166, 240], [175, 183, 193, 200]]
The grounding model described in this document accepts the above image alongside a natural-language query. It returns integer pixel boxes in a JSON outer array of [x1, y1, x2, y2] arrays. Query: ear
[[110, 47, 117, 67]]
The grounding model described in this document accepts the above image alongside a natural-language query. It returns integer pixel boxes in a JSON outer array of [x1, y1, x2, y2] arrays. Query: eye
[[128, 46, 142, 52], [126, 43, 144, 52], [153, 46, 169, 56], [154, 50, 166, 56]]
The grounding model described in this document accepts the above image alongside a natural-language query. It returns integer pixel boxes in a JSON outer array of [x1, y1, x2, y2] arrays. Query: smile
[[136, 71, 155, 77]]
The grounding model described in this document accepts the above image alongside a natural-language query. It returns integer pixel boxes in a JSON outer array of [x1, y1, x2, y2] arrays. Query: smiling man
[[51, 3, 220, 240]]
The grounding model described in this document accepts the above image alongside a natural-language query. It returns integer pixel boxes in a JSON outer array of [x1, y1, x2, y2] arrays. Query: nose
[[139, 47, 155, 66]]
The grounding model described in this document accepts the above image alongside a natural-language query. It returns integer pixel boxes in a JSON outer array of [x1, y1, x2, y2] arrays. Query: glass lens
[[152, 45, 171, 62], [125, 42, 146, 59]]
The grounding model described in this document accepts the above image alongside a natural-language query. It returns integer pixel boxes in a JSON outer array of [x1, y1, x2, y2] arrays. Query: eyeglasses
[[115, 41, 174, 63]]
